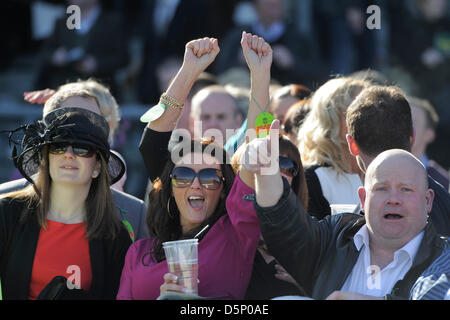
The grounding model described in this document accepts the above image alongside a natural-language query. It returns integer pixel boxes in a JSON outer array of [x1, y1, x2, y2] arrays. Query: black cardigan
[[0, 198, 131, 300]]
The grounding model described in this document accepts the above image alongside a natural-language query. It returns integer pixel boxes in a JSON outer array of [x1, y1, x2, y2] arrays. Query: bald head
[[365, 149, 428, 190], [190, 85, 241, 137], [360, 149, 434, 250]]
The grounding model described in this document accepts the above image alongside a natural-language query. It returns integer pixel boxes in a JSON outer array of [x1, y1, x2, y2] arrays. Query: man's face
[[359, 152, 434, 248], [190, 92, 240, 139]]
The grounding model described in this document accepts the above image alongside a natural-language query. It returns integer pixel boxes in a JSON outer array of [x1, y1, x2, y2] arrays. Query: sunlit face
[[49, 146, 100, 187], [172, 153, 224, 233], [359, 153, 434, 247], [272, 96, 299, 121], [411, 105, 434, 158], [191, 92, 240, 139]]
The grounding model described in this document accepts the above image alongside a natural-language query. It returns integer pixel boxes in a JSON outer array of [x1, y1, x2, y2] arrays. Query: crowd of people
[[0, 0, 449, 301]]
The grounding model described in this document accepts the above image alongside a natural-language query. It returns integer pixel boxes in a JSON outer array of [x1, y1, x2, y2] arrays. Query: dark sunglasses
[[49, 143, 97, 158], [170, 166, 225, 190], [279, 156, 299, 177]]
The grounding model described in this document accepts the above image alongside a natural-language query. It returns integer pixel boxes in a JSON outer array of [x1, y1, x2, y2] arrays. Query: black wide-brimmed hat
[[7, 107, 125, 188]]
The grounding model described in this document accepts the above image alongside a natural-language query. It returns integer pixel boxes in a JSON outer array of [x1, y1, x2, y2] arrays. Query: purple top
[[116, 174, 260, 300]]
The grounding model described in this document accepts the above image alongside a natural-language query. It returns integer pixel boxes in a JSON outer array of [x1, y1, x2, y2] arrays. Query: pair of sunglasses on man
[[49, 143, 97, 158], [171, 156, 299, 190]]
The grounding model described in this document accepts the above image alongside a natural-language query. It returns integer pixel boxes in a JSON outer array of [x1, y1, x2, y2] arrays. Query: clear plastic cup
[[162, 239, 199, 295], [330, 204, 358, 215]]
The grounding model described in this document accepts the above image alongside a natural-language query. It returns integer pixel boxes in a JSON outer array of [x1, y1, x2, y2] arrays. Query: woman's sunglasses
[[49, 143, 97, 158], [170, 167, 225, 190], [279, 156, 299, 177]]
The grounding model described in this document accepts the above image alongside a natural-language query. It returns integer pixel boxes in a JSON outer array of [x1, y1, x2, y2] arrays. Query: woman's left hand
[[159, 272, 188, 296]]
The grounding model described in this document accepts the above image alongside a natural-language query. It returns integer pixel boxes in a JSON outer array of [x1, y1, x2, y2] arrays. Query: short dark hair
[[346, 86, 413, 157]]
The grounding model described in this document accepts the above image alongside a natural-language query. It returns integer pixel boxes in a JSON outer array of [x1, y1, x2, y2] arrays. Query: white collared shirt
[[340, 225, 424, 297]]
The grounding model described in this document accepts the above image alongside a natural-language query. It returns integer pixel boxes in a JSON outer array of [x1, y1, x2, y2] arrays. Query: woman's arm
[[146, 38, 221, 132], [241, 32, 272, 136], [139, 38, 221, 180], [237, 32, 273, 189]]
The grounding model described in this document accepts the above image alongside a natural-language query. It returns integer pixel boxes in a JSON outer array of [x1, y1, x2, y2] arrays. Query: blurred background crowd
[[0, 0, 449, 200]]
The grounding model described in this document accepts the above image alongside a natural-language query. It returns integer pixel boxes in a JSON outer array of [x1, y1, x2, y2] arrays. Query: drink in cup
[[163, 239, 199, 295]]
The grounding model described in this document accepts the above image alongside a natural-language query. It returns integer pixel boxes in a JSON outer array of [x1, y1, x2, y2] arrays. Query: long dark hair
[[145, 138, 236, 263], [1, 147, 121, 240], [279, 135, 308, 210]]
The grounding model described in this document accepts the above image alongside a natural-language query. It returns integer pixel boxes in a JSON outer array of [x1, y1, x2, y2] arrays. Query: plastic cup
[[330, 204, 358, 215], [162, 239, 199, 295]]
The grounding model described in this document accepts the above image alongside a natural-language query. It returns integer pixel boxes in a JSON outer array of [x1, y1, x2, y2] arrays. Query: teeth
[[189, 196, 204, 200]]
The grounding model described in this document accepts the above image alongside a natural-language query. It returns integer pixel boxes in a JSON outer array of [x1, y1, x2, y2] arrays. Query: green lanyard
[[252, 94, 274, 138]]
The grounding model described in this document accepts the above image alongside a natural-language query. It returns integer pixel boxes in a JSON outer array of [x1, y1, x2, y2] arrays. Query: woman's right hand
[[23, 89, 56, 104], [182, 37, 220, 78], [159, 272, 188, 296]]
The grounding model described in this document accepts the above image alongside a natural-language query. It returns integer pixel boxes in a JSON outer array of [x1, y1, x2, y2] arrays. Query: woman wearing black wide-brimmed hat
[[0, 106, 131, 300]]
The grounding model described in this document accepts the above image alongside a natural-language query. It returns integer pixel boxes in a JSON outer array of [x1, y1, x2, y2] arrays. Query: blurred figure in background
[[390, 0, 450, 169], [136, 0, 208, 104], [409, 96, 449, 190], [33, 0, 129, 101], [313, 0, 378, 75], [217, 0, 328, 88], [282, 98, 312, 145], [269, 83, 311, 122]]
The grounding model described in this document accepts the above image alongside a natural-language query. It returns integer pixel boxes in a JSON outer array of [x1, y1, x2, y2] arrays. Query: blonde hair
[[56, 80, 121, 143], [43, 88, 99, 114], [297, 77, 369, 174]]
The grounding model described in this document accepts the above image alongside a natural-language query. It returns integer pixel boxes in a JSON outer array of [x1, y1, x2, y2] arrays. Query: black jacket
[[255, 178, 448, 299], [0, 198, 131, 300]]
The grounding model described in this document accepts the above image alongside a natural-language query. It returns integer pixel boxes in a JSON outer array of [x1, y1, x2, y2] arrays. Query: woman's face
[[172, 153, 224, 233], [49, 145, 100, 187]]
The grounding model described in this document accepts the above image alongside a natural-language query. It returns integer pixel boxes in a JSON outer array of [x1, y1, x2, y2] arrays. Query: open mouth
[[384, 213, 403, 220], [60, 166, 78, 170], [188, 196, 205, 209]]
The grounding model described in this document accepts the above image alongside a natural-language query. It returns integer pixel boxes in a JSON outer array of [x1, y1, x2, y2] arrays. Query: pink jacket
[[116, 174, 260, 300]]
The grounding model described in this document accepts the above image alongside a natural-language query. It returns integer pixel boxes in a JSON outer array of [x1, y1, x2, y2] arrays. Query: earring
[[92, 170, 99, 178], [167, 197, 174, 218]]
